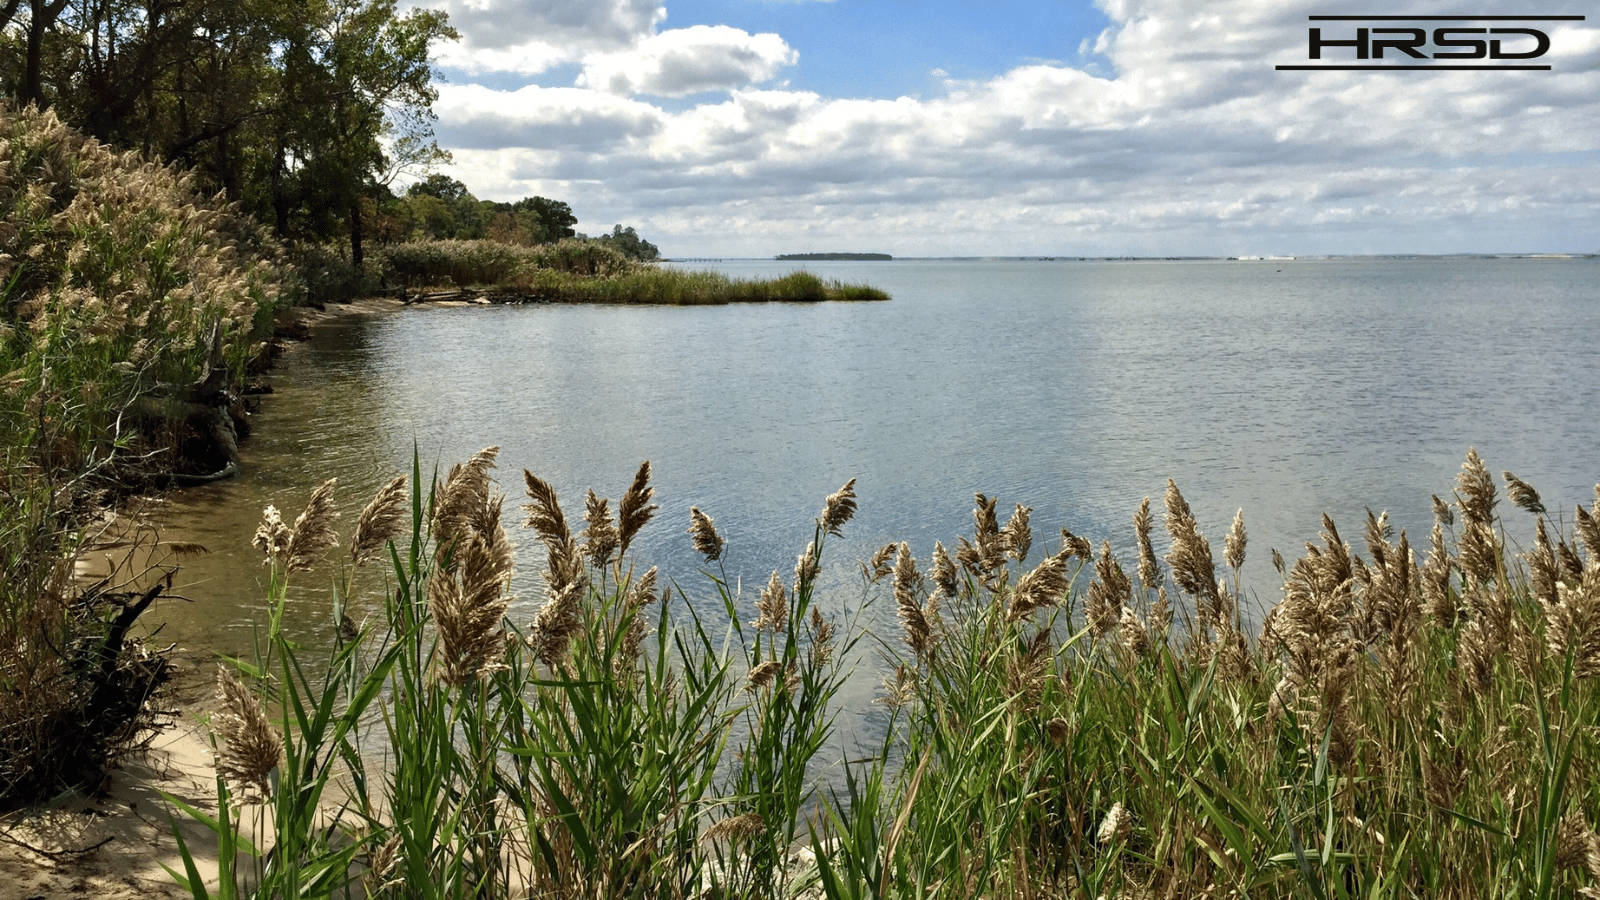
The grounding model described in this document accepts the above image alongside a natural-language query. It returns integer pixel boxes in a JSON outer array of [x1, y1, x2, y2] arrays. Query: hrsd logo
[[1276, 15, 1585, 71]]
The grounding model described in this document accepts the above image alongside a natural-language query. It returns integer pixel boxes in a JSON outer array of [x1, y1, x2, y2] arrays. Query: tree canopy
[[0, 0, 455, 266], [0, 4, 664, 271]]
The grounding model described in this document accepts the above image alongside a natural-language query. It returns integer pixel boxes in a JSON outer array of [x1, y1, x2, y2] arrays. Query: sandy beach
[[2, 296, 409, 900], [1, 709, 226, 900]]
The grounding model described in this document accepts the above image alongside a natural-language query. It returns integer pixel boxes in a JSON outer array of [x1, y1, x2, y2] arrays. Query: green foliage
[[593, 224, 660, 261], [6, 0, 458, 268]]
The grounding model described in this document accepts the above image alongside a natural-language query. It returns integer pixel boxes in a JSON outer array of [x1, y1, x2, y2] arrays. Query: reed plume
[[1119, 607, 1151, 658], [530, 580, 583, 669], [213, 665, 282, 801], [794, 540, 819, 591], [616, 460, 657, 557], [1164, 479, 1222, 627], [957, 493, 1010, 585], [616, 566, 660, 673], [581, 489, 619, 569], [1097, 802, 1132, 847], [808, 605, 835, 668], [431, 508, 515, 687], [753, 570, 788, 633], [687, 506, 724, 562], [435, 447, 500, 549], [746, 660, 785, 692], [1008, 548, 1072, 623], [252, 505, 290, 564], [865, 542, 897, 582], [1578, 503, 1600, 563], [283, 478, 340, 573], [1134, 497, 1162, 592], [1538, 567, 1600, 678], [893, 542, 935, 659], [929, 541, 958, 598], [1002, 503, 1032, 563], [1502, 470, 1545, 516], [350, 474, 408, 567], [1225, 508, 1247, 572], [524, 469, 585, 595], [701, 812, 765, 845], [1086, 541, 1130, 638], [819, 477, 858, 537], [1456, 448, 1497, 527]]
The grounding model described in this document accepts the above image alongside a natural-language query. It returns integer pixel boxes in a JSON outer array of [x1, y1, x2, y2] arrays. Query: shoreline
[[3, 296, 406, 899]]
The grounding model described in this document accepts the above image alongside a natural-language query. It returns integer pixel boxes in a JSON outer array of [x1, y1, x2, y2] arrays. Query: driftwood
[[405, 287, 554, 306], [136, 320, 244, 486]]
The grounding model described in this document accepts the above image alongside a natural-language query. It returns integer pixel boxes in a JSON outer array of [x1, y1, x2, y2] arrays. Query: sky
[[407, 0, 1600, 258]]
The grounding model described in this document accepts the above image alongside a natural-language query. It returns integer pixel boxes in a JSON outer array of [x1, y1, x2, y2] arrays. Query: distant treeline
[[776, 252, 893, 261]]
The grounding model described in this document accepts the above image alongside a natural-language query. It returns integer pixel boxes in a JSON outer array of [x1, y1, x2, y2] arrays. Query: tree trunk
[[20, 0, 70, 108]]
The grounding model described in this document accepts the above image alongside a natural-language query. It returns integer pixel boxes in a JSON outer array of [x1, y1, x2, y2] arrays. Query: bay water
[[149, 256, 1599, 718]]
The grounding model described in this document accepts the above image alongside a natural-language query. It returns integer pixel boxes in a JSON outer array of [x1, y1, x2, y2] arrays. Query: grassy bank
[[380, 238, 891, 304], [0, 104, 291, 806], [183, 448, 1600, 899]]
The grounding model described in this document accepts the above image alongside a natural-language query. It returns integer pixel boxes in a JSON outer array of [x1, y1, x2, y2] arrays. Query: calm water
[[151, 257, 1599, 713]]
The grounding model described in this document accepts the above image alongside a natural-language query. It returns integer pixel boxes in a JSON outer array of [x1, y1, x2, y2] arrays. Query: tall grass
[[0, 103, 291, 806], [175, 452, 860, 899], [179, 448, 1600, 898]]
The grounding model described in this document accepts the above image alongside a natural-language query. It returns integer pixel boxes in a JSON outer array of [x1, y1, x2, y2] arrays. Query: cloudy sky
[[410, 0, 1599, 258]]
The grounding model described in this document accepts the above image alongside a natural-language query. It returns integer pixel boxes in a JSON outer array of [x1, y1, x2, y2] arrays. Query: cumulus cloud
[[420, 0, 665, 74], [428, 0, 1600, 255], [577, 26, 798, 96]]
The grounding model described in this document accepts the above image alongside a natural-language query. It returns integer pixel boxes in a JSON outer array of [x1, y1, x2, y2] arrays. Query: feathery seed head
[[702, 812, 766, 845], [1456, 449, 1496, 527], [1002, 503, 1033, 563], [522, 468, 572, 553], [581, 489, 619, 568], [820, 477, 858, 537], [930, 541, 958, 597], [746, 660, 785, 692], [616, 460, 657, 557], [213, 665, 282, 802], [253, 505, 291, 565], [688, 506, 725, 562], [1135, 497, 1162, 591], [1225, 509, 1247, 571], [894, 542, 934, 658], [1431, 493, 1454, 527], [351, 475, 408, 566], [754, 570, 788, 633], [436, 447, 499, 547], [1097, 803, 1132, 846], [1120, 607, 1151, 658], [1503, 470, 1545, 516], [1087, 541, 1131, 638], [284, 478, 340, 573], [866, 542, 897, 582], [1009, 549, 1072, 623], [794, 540, 819, 590]]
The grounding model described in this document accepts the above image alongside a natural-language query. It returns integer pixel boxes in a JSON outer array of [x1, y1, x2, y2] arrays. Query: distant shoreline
[[775, 252, 893, 261], [661, 252, 1597, 263]]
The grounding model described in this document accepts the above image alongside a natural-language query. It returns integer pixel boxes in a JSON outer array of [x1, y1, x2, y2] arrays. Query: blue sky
[[411, 0, 1600, 257]]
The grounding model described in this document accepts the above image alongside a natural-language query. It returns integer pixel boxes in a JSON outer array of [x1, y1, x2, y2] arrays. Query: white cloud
[[577, 26, 798, 96], [427, 0, 1600, 256], [423, 0, 665, 75]]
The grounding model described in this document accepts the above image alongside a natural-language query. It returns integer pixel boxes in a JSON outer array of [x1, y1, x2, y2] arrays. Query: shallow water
[[148, 256, 1600, 725]]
